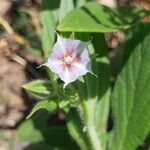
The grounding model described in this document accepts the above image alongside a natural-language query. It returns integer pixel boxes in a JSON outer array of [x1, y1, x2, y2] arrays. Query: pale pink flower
[[45, 35, 93, 88]]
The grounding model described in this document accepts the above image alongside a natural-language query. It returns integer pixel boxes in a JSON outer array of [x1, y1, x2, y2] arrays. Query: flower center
[[64, 55, 74, 65]]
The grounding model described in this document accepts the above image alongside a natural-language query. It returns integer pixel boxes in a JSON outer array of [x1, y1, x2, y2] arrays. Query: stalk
[[81, 100, 103, 150]]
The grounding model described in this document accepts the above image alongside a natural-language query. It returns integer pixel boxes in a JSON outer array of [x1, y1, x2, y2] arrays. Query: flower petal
[[60, 63, 91, 88], [78, 49, 90, 65], [52, 35, 82, 58], [59, 67, 79, 89], [57, 35, 81, 53], [46, 58, 64, 75], [72, 62, 90, 76], [76, 41, 89, 54]]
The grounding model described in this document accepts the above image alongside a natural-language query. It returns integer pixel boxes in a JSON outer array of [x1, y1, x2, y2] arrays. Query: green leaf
[[57, 3, 123, 32], [91, 33, 111, 149], [74, 0, 85, 7], [115, 6, 150, 23], [74, 0, 89, 8], [59, 0, 90, 23], [57, 2, 150, 33], [18, 110, 78, 149], [27, 100, 57, 119], [111, 23, 150, 150], [23, 80, 52, 99], [18, 118, 43, 143], [41, 0, 60, 59], [59, 0, 91, 24], [57, 2, 130, 33], [59, 0, 74, 22]]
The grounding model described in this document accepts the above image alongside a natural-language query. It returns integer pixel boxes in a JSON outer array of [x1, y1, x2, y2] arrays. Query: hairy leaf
[[111, 23, 150, 150], [57, 2, 149, 32], [23, 80, 52, 99], [27, 100, 57, 119]]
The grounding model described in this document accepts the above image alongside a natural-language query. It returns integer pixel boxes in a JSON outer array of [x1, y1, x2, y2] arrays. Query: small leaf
[[23, 80, 52, 99], [27, 100, 57, 119]]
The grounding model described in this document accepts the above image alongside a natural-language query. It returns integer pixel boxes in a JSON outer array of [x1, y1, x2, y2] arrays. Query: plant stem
[[87, 124, 102, 150], [81, 100, 103, 150]]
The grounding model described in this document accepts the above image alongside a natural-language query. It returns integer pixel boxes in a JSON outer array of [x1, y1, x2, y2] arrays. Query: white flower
[[45, 35, 93, 88]]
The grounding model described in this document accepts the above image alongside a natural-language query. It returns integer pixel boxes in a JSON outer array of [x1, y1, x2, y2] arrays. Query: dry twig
[[0, 17, 31, 46]]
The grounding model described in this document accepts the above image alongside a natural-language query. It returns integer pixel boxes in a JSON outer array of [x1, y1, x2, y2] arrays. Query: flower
[[44, 34, 93, 88]]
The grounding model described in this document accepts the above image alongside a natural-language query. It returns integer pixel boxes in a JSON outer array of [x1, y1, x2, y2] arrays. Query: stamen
[[64, 56, 73, 65]]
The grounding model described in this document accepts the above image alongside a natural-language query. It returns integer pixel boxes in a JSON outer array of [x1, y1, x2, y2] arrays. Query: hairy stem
[[81, 100, 103, 150]]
